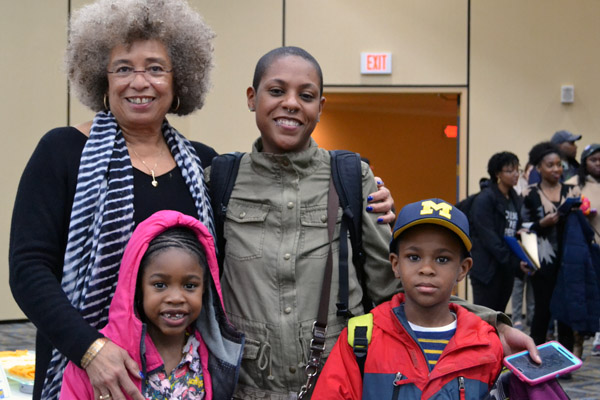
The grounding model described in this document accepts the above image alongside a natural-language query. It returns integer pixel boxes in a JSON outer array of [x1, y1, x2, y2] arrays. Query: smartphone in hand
[[503, 341, 582, 385]]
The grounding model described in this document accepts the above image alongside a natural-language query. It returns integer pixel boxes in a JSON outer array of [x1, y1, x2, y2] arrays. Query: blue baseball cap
[[390, 198, 472, 253], [551, 130, 581, 144]]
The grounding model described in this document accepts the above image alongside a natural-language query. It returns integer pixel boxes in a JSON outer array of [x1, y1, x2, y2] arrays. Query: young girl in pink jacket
[[60, 210, 243, 399]]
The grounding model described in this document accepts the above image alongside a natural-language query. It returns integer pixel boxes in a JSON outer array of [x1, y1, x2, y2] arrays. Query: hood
[[100, 210, 242, 380]]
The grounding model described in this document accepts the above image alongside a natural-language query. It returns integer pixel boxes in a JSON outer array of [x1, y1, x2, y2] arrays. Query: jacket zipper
[[391, 372, 402, 399], [458, 376, 465, 400]]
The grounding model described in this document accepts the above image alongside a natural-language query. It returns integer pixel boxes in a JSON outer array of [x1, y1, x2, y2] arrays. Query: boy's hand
[[497, 323, 541, 364], [367, 177, 395, 225]]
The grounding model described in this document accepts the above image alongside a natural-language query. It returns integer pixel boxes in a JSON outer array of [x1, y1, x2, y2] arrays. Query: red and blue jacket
[[313, 293, 503, 399]]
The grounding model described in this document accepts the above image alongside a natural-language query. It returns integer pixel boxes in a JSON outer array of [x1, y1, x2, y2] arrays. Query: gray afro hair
[[65, 0, 215, 116]]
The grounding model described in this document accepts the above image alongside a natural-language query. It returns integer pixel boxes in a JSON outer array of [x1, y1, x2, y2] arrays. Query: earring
[[249, 107, 255, 112], [171, 96, 180, 112], [103, 94, 109, 111]]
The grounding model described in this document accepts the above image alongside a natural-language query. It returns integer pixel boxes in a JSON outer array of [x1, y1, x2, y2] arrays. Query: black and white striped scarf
[[42, 111, 215, 399]]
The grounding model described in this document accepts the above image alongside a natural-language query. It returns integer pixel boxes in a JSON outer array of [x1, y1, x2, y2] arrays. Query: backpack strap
[[209, 152, 244, 273], [329, 150, 369, 317], [347, 313, 373, 380]]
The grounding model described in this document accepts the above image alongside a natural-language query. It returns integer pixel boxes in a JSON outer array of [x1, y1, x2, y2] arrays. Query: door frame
[[322, 86, 471, 300]]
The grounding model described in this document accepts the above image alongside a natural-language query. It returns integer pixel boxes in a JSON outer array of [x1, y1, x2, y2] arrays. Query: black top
[[132, 166, 198, 225], [469, 184, 522, 285], [8, 126, 217, 399]]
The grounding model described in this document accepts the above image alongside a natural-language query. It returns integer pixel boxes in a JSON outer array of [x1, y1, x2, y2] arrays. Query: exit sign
[[361, 52, 392, 74]]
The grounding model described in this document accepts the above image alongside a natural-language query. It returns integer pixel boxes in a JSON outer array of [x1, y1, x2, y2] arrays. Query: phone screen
[[508, 344, 576, 380]]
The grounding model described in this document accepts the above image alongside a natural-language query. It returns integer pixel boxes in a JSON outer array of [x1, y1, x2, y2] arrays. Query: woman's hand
[[519, 260, 535, 276], [539, 212, 559, 228], [85, 341, 144, 400], [497, 322, 541, 364], [367, 177, 395, 225]]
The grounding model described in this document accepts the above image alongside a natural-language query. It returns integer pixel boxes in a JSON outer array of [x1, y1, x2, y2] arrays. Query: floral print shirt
[[144, 331, 205, 400]]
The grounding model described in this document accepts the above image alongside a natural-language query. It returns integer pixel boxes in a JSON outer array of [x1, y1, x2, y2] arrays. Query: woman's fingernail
[[377, 217, 384, 223], [377, 180, 383, 185], [139, 371, 145, 379], [367, 195, 373, 202], [366, 206, 373, 212]]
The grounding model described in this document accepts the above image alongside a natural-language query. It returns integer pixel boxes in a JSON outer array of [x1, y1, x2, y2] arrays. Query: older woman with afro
[[8, 1, 239, 399], [9, 1, 397, 399]]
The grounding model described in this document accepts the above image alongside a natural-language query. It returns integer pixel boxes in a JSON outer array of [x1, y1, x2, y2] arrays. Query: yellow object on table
[[0, 350, 35, 383], [0, 351, 28, 359], [7, 366, 34, 381]]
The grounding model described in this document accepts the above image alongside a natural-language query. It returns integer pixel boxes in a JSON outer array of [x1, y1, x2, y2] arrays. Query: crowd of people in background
[[467, 131, 600, 378]]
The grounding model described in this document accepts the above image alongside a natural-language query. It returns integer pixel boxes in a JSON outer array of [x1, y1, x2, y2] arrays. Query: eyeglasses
[[107, 66, 172, 82]]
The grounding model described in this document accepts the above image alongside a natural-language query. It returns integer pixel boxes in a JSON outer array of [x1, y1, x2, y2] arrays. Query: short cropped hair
[[252, 46, 323, 96], [487, 151, 519, 180], [528, 141, 561, 167], [65, 0, 215, 115]]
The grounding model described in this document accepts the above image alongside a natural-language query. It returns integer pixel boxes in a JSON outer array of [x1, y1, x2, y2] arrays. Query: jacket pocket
[[362, 372, 419, 400], [228, 313, 274, 389], [225, 199, 269, 260], [299, 205, 342, 258]]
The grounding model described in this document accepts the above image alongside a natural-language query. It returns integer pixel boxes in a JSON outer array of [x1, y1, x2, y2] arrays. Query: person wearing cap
[[566, 143, 600, 241], [313, 199, 504, 399], [529, 130, 582, 184], [552, 130, 582, 181], [566, 143, 600, 357]]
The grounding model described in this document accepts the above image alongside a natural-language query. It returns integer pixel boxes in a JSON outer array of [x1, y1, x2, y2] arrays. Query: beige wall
[[1, 1, 69, 319], [2, 0, 599, 319], [286, 0, 468, 86], [469, 0, 600, 191]]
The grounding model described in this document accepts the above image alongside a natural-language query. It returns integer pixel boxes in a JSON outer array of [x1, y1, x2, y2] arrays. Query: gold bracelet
[[81, 338, 108, 369]]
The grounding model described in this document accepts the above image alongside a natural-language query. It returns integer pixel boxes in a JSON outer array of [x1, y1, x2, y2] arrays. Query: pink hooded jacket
[[60, 210, 244, 399]]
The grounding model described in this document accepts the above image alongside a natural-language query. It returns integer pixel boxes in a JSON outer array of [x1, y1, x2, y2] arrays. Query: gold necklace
[[130, 146, 164, 187]]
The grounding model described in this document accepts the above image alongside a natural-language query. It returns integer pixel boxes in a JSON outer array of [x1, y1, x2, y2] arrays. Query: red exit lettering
[[367, 54, 387, 71], [361, 52, 392, 74]]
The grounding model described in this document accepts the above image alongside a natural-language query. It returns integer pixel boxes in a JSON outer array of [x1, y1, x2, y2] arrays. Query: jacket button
[[287, 202, 294, 209], [284, 253, 291, 260], [320, 215, 327, 222], [239, 211, 246, 218], [289, 366, 297, 373], [284, 306, 292, 314]]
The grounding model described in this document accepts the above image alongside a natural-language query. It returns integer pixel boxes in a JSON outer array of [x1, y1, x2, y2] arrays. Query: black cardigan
[[469, 184, 522, 285], [8, 126, 217, 399]]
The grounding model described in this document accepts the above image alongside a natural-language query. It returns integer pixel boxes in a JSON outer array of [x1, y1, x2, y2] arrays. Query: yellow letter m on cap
[[420, 200, 452, 219]]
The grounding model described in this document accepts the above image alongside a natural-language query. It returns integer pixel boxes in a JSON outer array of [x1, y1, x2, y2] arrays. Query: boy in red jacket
[[314, 198, 503, 399]]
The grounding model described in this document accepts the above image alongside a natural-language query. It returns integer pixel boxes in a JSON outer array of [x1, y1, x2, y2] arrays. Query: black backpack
[[455, 178, 490, 231], [455, 192, 478, 224], [209, 150, 371, 316]]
